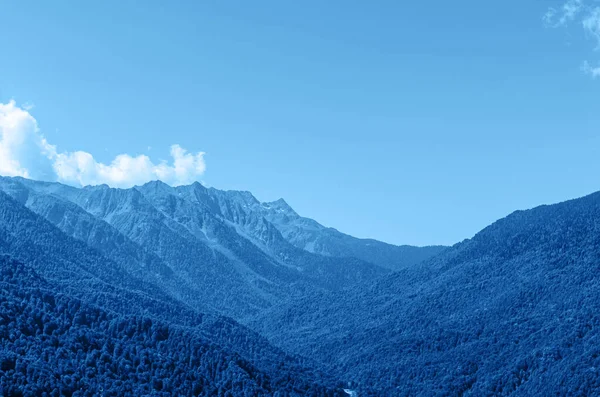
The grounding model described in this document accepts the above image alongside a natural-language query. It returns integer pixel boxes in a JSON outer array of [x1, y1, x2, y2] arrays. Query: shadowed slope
[[253, 191, 600, 395]]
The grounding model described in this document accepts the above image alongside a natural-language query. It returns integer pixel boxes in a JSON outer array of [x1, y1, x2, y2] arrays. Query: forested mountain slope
[[0, 190, 350, 395], [253, 191, 600, 396], [0, 255, 346, 396]]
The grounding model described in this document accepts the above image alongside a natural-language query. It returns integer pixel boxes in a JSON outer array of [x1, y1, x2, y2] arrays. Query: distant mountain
[[0, 190, 347, 395], [253, 191, 600, 395], [0, 177, 440, 320], [259, 198, 447, 271], [0, 176, 448, 395]]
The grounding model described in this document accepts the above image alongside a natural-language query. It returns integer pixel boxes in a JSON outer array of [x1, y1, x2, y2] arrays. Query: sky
[[1, 0, 599, 246]]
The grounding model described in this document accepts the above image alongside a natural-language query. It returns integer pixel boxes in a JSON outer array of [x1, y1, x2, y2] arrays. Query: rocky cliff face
[[0, 177, 442, 320]]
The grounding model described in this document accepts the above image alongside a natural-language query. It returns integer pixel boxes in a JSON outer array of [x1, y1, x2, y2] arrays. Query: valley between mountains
[[2, 175, 600, 395]]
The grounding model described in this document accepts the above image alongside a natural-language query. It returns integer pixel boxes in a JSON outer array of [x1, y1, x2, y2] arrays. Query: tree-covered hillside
[[0, 255, 345, 396], [253, 191, 600, 396], [9, 175, 600, 395], [0, 190, 347, 395]]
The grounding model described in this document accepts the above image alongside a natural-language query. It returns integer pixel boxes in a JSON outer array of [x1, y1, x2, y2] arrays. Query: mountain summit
[[0, 176, 442, 320]]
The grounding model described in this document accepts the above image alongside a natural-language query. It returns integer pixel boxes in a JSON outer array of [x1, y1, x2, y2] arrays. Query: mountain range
[[0, 185, 350, 395], [0, 176, 442, 395], [3, 175, 600, 395], [252, 190, 600, 395], [0, 177, 443, 321]]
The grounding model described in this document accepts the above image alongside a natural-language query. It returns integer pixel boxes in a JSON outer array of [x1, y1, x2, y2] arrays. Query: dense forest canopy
[[3, 177, 600, 395]]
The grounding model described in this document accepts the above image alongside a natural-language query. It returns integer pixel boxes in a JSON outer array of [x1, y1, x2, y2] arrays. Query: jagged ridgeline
[[0, 176, 441, 320], [7, 175, 600, 394], [0, 176, 442, 396], [0, 190, 348, 396]]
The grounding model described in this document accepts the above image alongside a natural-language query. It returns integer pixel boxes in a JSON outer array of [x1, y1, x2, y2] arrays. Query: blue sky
[[1, 0, 599, 246]]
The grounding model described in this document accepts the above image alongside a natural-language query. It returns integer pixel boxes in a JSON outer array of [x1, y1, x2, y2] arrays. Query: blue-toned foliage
[[9, 175, 600, 395], [255, 191, 600, 395], [0, 186, 349, 395], [0, 256, 345, 396]]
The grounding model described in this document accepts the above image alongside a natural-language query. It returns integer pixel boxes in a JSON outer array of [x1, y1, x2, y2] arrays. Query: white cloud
[[581, 60, 600, 77], [544, 1, 600, 79], [544, 0, 583, 27], [583, 7, 600, 47], [0, 101, 57, 180], [543, 9, 558, 26], [0, 100, 206, 188]]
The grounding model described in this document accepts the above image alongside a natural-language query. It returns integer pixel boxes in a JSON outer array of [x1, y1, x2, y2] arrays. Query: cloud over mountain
[[0, 100, 206, 188]]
